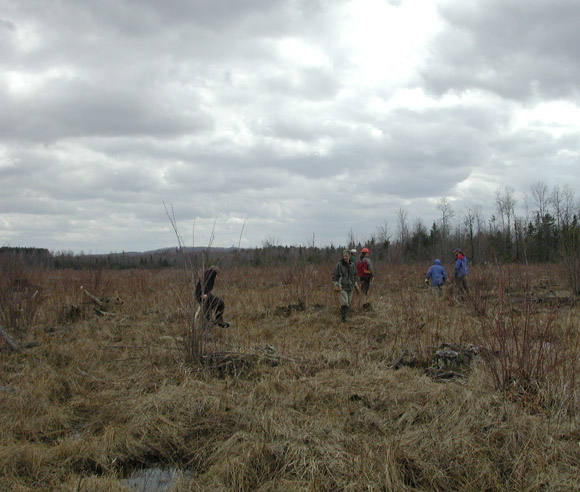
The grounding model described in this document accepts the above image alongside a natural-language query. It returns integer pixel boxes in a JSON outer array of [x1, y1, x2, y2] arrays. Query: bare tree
[[463, 207, 476, 263], [436, 196, 455, 251], [530, 181, 549, 219], [437, 197, 455, 234], [495, 186, 516, 236], [522, 191, 532, 224], [396, 207, 409, 262], [376, 221, 391, 244], [495, 186, 516, 259], [551, 184, 575, 229], [562, 184, 576, 228], [396, 208, 409, 245], [347, 228, 359, 250]]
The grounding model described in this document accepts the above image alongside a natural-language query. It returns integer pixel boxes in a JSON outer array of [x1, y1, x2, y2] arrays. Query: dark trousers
[[360, 277, 371, 295], [199, 293, 225, 322], [455, 276, 468, 295]]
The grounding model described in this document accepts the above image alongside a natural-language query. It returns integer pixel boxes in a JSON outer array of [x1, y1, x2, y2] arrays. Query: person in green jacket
[[350, 248, 358, 266], [332, 250, 359, 322]]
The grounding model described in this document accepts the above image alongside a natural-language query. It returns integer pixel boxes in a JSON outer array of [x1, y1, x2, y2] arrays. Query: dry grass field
[[1, 261, 580, 491]]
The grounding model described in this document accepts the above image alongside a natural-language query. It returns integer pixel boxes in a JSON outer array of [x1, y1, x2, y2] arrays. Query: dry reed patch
[[0, 443, 55, 490], [195, 365, 574, 491], [2, 264, 580, 491]]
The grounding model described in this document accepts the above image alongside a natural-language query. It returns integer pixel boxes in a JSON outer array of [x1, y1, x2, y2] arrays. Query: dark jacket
[[195, 268, 218, 302], [332, 259, 358, 292]]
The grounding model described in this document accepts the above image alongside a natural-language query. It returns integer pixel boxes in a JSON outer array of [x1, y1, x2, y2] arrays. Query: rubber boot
[[340, 305, 348, 322]]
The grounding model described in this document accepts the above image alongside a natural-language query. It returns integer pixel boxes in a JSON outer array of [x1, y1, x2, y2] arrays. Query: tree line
[[2, 181, 579, 271], [379, 182, 580, 266]]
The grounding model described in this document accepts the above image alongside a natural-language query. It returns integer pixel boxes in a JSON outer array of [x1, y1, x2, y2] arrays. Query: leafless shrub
[[476, 305, 559, 387], [472, 270, 577, 411], [559, 224, 580, 296], [465, 264, 496, 316], [164, 203, 217, 364], [281, 261, 317, 308], [0, 254, 44, 339], [561, 253, 580, 296]]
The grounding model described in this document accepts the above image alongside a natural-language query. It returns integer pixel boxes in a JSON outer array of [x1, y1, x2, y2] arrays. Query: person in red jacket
[[357, 247, 375, 296], [453, 248, 469, 298]]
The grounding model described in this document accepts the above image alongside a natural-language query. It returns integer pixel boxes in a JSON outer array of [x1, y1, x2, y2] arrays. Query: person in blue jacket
[[426, 258, 448, 295], [453, 248, 469, 297]]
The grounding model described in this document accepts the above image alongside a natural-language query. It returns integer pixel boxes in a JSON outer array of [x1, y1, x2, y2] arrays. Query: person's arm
[[351, 262, 360, 288], [331, 263, 341, 285], [204, 270, 217, 293], [367, 259, 375, 277]]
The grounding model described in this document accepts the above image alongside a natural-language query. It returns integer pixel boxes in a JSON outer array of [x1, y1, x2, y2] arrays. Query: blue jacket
[[454, 254, 468, 278], [426, 259, 448, 286]]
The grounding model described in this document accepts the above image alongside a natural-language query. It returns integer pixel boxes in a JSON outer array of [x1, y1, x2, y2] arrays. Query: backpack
[[456, 255, 468, 276], [357, 259, 371, 277]]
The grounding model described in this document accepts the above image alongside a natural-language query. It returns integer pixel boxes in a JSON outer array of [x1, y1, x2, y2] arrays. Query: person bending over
[[195, 266, 229, 327]]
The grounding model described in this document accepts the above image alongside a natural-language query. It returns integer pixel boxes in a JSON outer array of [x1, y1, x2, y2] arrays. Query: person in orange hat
[[357, 247, 375, 296]]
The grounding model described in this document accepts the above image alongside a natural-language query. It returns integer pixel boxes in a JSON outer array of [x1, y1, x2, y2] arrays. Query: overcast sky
[[1, 0, 579, 254]]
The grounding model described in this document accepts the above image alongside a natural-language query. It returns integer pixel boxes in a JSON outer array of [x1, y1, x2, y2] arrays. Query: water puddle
[[121, 467, 189, 492]]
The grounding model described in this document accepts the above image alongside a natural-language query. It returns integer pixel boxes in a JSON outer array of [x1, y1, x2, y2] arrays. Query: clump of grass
[[0, 254, 44, 342]]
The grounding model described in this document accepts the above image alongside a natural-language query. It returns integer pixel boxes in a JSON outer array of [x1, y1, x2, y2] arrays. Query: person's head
[[350, 248, 357, 256], [342, 250, 350, 262], [361, 247, 370, 257], [434, 258, 441, 265], [209, 265, 220, 274], [454, 248, 463, 257]]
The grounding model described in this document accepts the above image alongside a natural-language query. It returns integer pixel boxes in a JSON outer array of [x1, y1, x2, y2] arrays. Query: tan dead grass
[[0, 264, 579, 491]]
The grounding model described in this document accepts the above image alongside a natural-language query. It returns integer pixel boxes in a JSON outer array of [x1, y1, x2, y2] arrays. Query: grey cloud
[[1, 81, 213, 143], [0, 17, 14, 29], [2, 0, 580, 253], [263, 67, 342, 102], [423, 0, 580, 100]]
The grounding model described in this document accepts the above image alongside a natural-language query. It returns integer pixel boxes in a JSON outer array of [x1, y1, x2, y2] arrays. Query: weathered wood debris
[[275, 300, 305, 317], [0, 324, 20, 352], [427, 343, 479, 380], [201, 345, 296, 377], [392, 343, 480, 381], [61, 287, 124, 321]]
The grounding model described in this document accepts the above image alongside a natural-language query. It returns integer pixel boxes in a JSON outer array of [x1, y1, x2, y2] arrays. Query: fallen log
[[392, 348, 409, 369], [0, 324, 21, 352], [94, 308, 116, 317], [81, 286, 103, 306]]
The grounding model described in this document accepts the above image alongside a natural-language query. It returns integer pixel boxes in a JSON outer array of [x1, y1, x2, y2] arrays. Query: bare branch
[[0, 324, 21, 352], [237, 219, 247, 250]]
